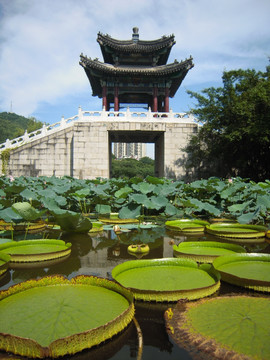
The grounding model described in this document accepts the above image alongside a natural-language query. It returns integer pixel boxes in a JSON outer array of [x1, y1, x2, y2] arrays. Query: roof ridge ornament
[[132, 27, 139, 43]]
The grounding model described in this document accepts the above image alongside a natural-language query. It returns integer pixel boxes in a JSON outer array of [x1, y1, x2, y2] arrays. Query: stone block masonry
[[0, 110, 198, 179]]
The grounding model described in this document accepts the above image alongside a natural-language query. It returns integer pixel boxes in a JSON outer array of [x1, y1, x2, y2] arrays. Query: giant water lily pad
[[0, 275, 134, 358], [112, 258, 220, 302], [0, 220, 46, 232], [0, 252, 10, 276], [89, 221, 104, 233], [165, 295, 270, 360], [173, 241, 246, 263], [0, 239, 71, 262], [205, 223, 267, 240], [99, 216, 139, 224], [213, 253, 270, 292], [165, 219, 209, 233]]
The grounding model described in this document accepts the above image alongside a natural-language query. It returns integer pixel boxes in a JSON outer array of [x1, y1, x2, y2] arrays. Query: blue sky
[[0, 0, 269, 125]]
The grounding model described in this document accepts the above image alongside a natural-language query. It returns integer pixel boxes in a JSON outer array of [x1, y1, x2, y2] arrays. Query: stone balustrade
[[0, 107, 196, 152]]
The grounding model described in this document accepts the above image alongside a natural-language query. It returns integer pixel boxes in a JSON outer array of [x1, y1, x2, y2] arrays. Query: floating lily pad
[[99, 217, 139, 224], [0, 252, 10, 276], [205, 223, 267, 240], [128, 244, 150, 255], [0, 238, 13, 244], [0, 239, 72, 263], [112, 258, 220, 302], [209, 218, 236, 223], [165, 219, 209, 233], [165, 295, 270, 360], [89, 221, 104, 233], [173, 241, 246, 263], [0, 220, 46, 232], [213, 253, 270, 292], [0, 275, 134, 358]]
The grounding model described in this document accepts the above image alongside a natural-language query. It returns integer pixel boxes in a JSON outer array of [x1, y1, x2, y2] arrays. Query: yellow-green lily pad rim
[[173, 241, 246, 263], [127, 244, 150, 254], [165, 294, 270, 360], [99, 217, 139, 224], [89, 221, 104, 232], [213, 253, 270, 291], [112, 258, 220, 302], [165, 219, 209, 233], [205, 223, 267, 239], [0, 275, 135, 358], [0, 239, 72, 263], [0, 221, 46, 232], [0, 252, 10, 276]]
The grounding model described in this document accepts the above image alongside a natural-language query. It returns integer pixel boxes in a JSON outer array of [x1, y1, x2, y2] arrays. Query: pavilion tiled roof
[[80, 55, 193, 76], [97, 32, 176, 54], [80, 55, 194, 98], [97, 28, 176, 65]]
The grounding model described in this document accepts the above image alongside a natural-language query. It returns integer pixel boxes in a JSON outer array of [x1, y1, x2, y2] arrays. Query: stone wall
[[1, 114, 198, 179], [5, 127, 74, 178], [164, 122, 198, 178]]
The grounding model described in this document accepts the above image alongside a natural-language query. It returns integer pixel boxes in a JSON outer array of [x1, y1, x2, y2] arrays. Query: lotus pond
[[0, 175, 270, 359], [0, 223, 270, 360]]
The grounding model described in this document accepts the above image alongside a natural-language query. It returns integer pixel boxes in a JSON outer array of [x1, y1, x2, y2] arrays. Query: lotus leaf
[[165, 295, 270, 360], [173, 241, 246, 263], [95, 204, 111, 214], [0, 239, 71, 262], [131, 182, 156, 194], [0, 207, 23, 223], [12, 202, 46, 221], [205, 223, 267, 239], [114, 186, 133, 198], [165, 219, 209, 232], [51, 209, 92, 232], [0, 275, 134, 358], [213, 253, 270, 291], [112, 258, 220, 301], [118, 203, 141, 219]]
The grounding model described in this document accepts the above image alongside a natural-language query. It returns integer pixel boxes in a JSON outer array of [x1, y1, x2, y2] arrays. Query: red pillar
[[114, 85, 119, 111], [152, 86, 158, 112], [164, 87, 170, 112], [102, 85, 107, 110]]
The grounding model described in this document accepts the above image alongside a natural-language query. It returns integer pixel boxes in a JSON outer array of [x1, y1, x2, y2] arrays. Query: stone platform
[[0, 108, 198, 179]]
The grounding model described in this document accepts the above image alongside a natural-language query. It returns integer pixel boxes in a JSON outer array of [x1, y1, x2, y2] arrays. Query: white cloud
[[0, 0, 269, 119]]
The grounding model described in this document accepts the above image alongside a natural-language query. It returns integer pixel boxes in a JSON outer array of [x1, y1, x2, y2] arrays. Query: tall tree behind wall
[[182, 63, 270, 181]]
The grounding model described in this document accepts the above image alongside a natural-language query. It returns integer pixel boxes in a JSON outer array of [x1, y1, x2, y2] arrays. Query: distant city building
[[113, 142, 146, 159]]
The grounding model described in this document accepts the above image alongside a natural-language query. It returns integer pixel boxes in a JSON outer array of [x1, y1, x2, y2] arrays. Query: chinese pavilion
[[80, 28, 194, 112]]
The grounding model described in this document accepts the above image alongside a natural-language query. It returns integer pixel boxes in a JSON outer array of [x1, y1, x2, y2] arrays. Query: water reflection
[[0, 227, 269, 359]]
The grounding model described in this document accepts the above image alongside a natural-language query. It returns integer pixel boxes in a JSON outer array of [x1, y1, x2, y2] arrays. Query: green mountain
[[0, 112, 44, 144]]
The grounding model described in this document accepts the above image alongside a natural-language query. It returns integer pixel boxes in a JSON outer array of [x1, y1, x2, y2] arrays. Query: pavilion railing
[[0, 107, 196, 152]]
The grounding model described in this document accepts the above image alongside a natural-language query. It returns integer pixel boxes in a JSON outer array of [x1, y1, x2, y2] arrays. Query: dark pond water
[[0, 226, 269, 360]]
